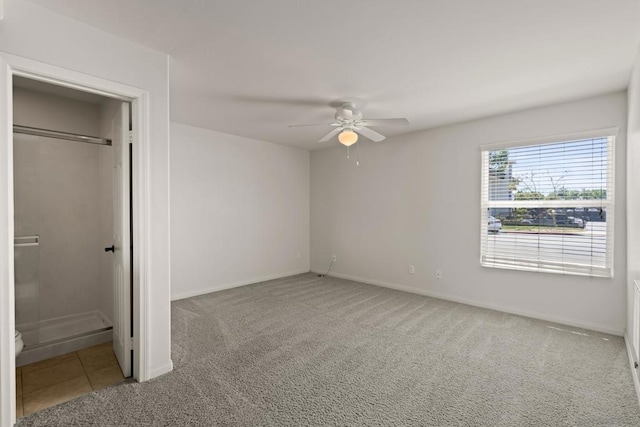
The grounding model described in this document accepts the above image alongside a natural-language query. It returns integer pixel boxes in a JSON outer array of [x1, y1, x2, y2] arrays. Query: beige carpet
[[18, 273, 640, 426]]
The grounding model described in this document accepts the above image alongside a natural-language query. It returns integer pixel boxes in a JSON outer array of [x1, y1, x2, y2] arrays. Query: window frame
[[480, 128, 617, 278]]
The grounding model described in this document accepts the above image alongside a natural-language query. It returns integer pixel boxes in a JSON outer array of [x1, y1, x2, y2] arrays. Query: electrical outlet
[[435, 270, 442, 279], [409, 265, 415, 275], [332, 254, 337, 262]]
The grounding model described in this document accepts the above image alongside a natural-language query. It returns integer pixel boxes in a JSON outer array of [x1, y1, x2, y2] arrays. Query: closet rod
[[13, 125, 112, 146]]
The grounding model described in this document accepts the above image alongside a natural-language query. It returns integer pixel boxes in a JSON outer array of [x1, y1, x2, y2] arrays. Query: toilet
[[15, 330, 24, 357]]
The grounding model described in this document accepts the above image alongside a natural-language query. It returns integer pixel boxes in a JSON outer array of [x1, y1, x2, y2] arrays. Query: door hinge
[[129, 336, 135, 349], [128, 131, 133, 144], [635, 361, 638, 369]]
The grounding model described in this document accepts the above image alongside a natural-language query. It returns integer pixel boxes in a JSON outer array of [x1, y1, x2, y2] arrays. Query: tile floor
[[16, 342, 125, 417]]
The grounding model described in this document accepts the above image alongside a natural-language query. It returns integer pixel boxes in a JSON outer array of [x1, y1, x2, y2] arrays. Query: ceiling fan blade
[[319, 127, 343, 142], [356, 126, 386, 142], [289, 123, 333, 128], [361, 118, 410, 127]]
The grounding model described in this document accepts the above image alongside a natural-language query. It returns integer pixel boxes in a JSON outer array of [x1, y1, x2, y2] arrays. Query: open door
[[110, 102, 132, 377]]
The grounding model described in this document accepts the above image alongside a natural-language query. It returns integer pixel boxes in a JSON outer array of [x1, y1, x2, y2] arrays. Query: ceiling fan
[[289, 102, 409, 146]]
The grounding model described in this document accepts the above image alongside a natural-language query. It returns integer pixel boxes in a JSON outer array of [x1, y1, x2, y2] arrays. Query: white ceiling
[[27, 0, 640, 150]]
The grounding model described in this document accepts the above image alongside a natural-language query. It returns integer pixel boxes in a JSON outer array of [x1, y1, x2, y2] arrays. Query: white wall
[[170, 123, 310, 299], [627, 47, 640, 385], [0, 0, 171, 392], [311, 91, 627, 335]]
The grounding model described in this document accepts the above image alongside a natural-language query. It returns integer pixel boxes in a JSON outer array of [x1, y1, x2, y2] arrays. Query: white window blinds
[[480, 134, 615, 277]]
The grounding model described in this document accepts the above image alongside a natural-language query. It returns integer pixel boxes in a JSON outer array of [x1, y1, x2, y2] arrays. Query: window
[[480, 131, 615, 277]]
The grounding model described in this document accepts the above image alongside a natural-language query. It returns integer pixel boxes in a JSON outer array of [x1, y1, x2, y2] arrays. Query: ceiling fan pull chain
[[347, 146, 350, 159], [356, 142, 360, 166]]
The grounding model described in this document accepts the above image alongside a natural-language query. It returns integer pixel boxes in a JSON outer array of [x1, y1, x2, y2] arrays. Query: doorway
[[12, 77, 132, 417], [0, 53, 152, 427]]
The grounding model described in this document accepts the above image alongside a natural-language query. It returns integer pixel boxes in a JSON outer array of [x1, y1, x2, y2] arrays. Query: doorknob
[[105, 245, 115, 253]]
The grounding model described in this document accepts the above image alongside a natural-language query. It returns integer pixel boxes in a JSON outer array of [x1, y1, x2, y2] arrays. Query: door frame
[[0, 52, 152, 426]]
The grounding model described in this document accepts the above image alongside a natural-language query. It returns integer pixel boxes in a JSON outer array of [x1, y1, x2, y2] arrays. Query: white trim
[[634, 281, 640, 363], [171, 269, 310, 301], [311, 269, 624, 336], [9, 64, 144, 101], [149, 360, 173, 379], [479, 126, 619, 151], [480, 258, 612, 278], [0, 56, 16, 427], [624, 331, 640, 408], [0, 51, 153, 425]]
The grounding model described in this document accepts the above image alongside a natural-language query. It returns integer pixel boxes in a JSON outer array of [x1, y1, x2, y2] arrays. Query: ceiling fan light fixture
[[338, 129, 358, 146]]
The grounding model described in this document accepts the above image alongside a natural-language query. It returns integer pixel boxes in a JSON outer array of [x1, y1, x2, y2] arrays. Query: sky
[[501, 137, 609, 196]]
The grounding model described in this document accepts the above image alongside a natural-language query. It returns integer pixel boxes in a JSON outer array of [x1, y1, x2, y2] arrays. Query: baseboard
[[311, 269, 624, 336], [171, 269, 310, 301], [624, 332, 640, 407], [148, 360, 173, 379]]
